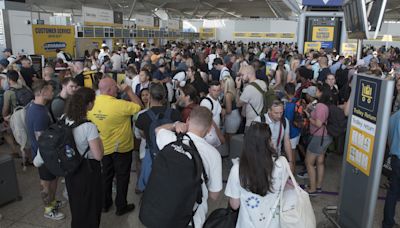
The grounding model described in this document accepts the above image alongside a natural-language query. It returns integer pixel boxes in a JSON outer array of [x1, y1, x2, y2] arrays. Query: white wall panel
[[7, 10, 34, 54]]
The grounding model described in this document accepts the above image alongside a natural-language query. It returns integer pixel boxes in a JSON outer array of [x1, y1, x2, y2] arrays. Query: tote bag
[[279, 159, 316, 228]]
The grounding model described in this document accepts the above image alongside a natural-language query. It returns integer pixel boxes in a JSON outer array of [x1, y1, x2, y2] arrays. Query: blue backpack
[[138, 108, 173, 191]]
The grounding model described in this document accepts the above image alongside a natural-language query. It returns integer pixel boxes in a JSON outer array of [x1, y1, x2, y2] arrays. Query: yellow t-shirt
[[88, 95, 141, 155]]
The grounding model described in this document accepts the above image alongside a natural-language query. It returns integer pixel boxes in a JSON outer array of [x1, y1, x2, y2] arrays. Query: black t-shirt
[[135, 106, 181, 142], [317, 67, 331, 82], [20, 67, 36, 88]]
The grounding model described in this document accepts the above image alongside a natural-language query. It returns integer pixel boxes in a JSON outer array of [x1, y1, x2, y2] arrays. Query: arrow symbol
[[322, 0, 329, 4]]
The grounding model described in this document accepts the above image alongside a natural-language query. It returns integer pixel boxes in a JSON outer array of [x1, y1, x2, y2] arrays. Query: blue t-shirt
[[26, 102, 51, 157], [284, 98, 301, 139]]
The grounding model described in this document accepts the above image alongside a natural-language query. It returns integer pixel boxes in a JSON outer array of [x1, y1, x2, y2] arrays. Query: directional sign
[[302, 0, 343, 6]]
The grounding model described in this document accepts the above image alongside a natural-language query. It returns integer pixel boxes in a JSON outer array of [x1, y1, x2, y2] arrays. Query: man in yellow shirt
[[88, 77, 142, 216]]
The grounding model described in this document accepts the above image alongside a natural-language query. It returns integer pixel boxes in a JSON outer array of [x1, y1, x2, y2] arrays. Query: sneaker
[[316, 187, 323, 193], [44, 208, 65, 220], [51, 200, 67, 210], [297, 171, 309, 179]]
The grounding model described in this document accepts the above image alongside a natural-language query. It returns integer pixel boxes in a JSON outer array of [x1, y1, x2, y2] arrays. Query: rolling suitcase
[[0, 154, 21, 206]]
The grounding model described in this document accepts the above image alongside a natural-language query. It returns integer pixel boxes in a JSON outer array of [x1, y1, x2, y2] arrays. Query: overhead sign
[[302, 0, 343, 6], [83, 6, 114, 26], [32, 25, 75, 58], [312, 26, 334, 41], [304, 41, 321, 53], [113, 11, 123, 24]]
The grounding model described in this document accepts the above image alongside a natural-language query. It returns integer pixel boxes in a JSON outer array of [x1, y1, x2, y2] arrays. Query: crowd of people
[[1, 40, 400, 228]]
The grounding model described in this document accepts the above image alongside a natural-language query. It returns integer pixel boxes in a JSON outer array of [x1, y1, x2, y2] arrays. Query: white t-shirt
[[207, 54, 217, 70], [240, 80, 267, 126], [156, 129, 223, 228], [111, 54, 122, 72], [254, 113, 290, 155], [200, 95, 222, 147], [225, 157, 290, 228], [65, 120, 100, 160], [219, 67, 231, 81]]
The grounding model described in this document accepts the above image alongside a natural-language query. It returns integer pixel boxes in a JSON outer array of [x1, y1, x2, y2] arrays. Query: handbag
[[280, 158, 316, 228], [203, 207, 239, 228]]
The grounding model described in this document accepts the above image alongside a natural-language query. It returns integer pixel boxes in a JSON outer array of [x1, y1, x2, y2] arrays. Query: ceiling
[[21, 0, 400, 21]]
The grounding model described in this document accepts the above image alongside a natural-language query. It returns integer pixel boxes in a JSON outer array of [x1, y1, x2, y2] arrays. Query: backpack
[[38, 119, 90, 177], [201, 96, 214, 111], [10, 86, 34, 107], [10, 104, 31, 153], [292, 99, 309, 129], [139, 133, 207, 228], [137, 108, 174, 191], [326, 104, 347, 137], [249, 81, 277, 117]]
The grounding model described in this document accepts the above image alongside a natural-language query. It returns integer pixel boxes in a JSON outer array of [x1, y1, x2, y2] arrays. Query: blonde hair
[[223, 75, 236, 100]]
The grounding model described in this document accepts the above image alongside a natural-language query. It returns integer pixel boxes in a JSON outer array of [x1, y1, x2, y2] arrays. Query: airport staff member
[[88, 78, 143, 216]]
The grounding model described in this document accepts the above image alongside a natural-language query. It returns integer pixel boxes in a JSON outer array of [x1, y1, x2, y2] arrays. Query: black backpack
[[326, 104, 347, 137], [38, 119, 90, 177], [10, 86, 34, 107], [139, 133, 207, 228]]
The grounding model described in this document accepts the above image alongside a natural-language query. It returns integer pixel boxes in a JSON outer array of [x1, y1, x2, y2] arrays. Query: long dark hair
[[239, 122, 277, 196], [65, 87, 96, 123], [316, 83, 333, 105]]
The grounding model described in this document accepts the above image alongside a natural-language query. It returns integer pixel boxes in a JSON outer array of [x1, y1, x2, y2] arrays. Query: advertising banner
[[304, 41, 321, 53], [312, 26, 334, 41], [32, 25, 75, 58], [342, 43, 357, 57], [82, 6, 114, 26]]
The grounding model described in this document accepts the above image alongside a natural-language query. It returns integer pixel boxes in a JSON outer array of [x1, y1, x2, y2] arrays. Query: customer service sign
[[346, 76, 381, 176], [32, 25, 75, 58]]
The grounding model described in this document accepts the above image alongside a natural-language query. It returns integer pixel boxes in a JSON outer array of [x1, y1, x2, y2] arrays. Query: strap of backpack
[[203, 97, 214, 111], [249, 103, 260, 117], [250, 81, 264, 95]]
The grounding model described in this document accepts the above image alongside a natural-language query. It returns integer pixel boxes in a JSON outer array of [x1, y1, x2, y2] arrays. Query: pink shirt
[[310, 103, 329, 136]]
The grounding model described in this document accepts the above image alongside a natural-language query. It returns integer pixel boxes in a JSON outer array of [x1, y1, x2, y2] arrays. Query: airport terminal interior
[[1, 0, 400, 228]]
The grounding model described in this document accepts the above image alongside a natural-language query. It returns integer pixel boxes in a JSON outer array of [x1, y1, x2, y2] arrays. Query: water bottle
[[65, 145, 74, 158]]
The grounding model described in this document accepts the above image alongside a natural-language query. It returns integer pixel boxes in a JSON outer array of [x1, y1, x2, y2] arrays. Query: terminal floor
[[0, 143, 398, 228]]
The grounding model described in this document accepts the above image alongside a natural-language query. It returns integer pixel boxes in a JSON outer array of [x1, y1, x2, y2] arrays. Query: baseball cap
[[0, 58, 9, 67], [302, 86, 317, 98]]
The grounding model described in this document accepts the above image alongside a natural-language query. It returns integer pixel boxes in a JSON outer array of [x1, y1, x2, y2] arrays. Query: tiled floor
[[0, 143, 398, 228]]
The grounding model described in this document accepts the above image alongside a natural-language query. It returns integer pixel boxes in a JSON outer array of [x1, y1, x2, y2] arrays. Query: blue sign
[[321, 41, 334, 49], [302, 0, 343, 6]]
